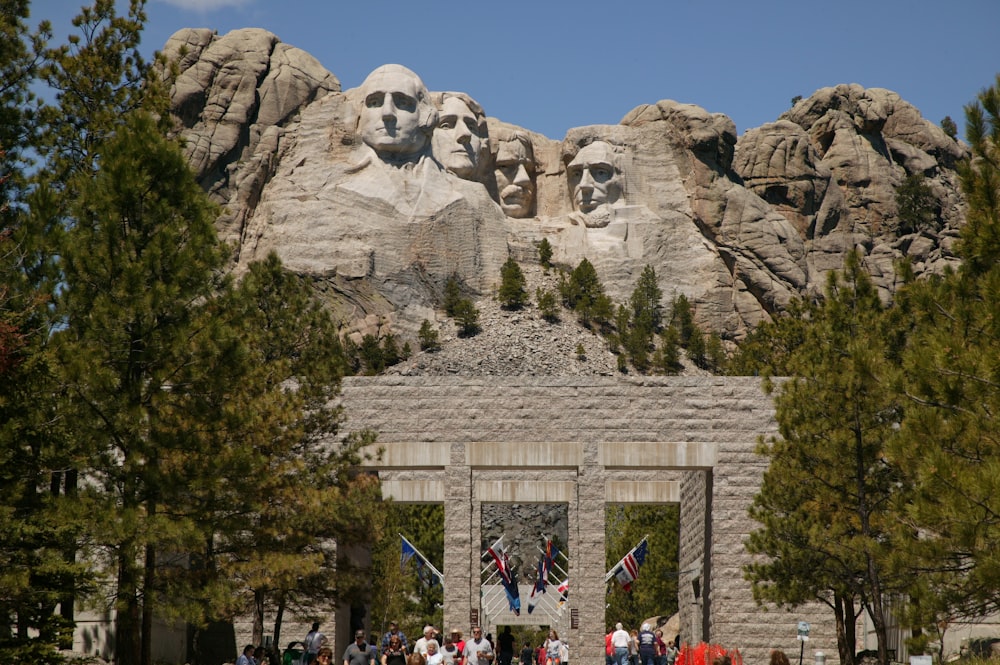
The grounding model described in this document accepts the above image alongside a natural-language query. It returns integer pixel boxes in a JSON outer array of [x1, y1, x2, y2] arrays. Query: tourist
[[382, 622, 409, 656], [415, 626, 436, 656], [238, 645, 256, 665], [770, 650, 791, 665], [520, 641, 534, 665], [426, 641, 444, 665], [611, 623, 630, 665], [344, 631, 376, 665], [382, 636, 407, 665], [305, 623, 326, 665], [543, 630, 562, 665], [442, 634, 462, 665], [316, 648, 333, 665], [637, 624, 656, 665], [628, 629, 639, 665], [463, 626, 494, 665], [653, 630, 667, 665], [497, 627, 516, 665]]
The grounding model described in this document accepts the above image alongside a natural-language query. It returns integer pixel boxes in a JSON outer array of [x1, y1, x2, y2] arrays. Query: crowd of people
[[606, 622, 680, 665], [240, 619, 750, 665]]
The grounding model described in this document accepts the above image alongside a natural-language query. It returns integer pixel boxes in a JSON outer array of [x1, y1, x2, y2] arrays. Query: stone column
[[576, 440, 606, 663], [444, 443, 473, 635]]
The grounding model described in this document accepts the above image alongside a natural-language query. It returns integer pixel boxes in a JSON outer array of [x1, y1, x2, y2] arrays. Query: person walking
[[305, 623, 326, 665], [611, 623, 630, 665], [343, 631, 376, 665]]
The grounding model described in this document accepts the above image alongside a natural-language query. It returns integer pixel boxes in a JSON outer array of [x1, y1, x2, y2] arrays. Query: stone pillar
[[576, 440, 606, 663], [444, 443, 473, 635]]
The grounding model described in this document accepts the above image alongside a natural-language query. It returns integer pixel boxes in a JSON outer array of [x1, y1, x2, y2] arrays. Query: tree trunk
[[273, 594, 286, 655], [115, 543, 142, 665], [253, 588, 265, 647], [834, 592, 855, 665], [142, 540, 156, 665]]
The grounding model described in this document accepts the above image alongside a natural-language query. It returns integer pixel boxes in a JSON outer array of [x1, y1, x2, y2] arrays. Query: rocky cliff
[[160, 28, 968, 345]]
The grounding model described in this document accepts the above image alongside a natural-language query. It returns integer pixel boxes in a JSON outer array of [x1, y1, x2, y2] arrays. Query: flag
[[541, 540, 559, 590], [527, 539, 560, 613], [527, 559, 545, 614], [486, 536, 521, 615], [400, 534, 443, 589], [557, 578, 569, 605], [610, 538, 649, 592]]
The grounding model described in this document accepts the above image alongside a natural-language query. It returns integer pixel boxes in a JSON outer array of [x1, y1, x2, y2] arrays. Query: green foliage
[[53, 110, 235, 665], [654, 326, 682, 375], [535, 287, 559, 323], [727, 299, 813, 377], [38, 0, 166, 185], [369, 505, 444, 643], [453, 298, 480, 337], [885, 80, 1000, 622], [668, 294, 695, 346], [498, 257, 528, 310], [957, 74, 1000, 277], [790, 95, 803, 106], [220, 254, 383, 647], [559, 258, 613, 328], [418, 319, 440, 351], [537, 237, 553, 270], [575, 343, 586, 360], [443, 274, 463, 316], [744, 251, 910, 665], [894, 173, 939, 234], [940, 115, 958, 140], [605, 505, 679, 632]]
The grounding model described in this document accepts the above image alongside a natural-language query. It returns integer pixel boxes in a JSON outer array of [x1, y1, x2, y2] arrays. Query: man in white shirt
[[611, 623, 630, 665], [463, 626, 494, 665]]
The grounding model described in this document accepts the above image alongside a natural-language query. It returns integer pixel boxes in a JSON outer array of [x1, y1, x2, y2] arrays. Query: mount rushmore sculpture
[[161, 27, 969, 341]]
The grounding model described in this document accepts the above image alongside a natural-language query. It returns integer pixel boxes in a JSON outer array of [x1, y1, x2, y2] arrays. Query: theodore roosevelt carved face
[[431, 93, 487, 179], [357, 64, 437, 160], [493, 130, 536, 218]]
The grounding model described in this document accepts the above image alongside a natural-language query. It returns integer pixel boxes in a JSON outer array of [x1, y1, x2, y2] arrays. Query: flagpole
[[605, 535, 650, 582], [400, 533, 445, 589]]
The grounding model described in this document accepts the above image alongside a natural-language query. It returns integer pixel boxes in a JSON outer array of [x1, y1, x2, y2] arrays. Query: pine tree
[[442, 274, 462, 316], [217, 254, 383, 651], [559, 258, 612, 328], [535, 287, 559, 322], [886, 75, 1000, 630], [453, 298, 480, 337], [668, 294, 696, 346], [418, 320, 440, 351], [537, 237, 553, 270], [498, 257, 528, 310], [894, 173, 938, 234], [744, 251, 910, 665], [53, 111, 237, 665]]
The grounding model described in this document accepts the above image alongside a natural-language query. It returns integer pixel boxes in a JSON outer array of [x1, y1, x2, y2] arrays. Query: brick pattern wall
[[340, 376, 838, 665]]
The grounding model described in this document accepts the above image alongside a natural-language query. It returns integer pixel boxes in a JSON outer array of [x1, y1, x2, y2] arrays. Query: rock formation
[[161, 28, 969, 342]]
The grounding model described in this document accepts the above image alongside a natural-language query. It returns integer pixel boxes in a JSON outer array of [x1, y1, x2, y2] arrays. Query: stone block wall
[[339, 376, 839, 665]]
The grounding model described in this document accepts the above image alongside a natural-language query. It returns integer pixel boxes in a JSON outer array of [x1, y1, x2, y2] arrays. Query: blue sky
[[36, 0, 1000, 141]]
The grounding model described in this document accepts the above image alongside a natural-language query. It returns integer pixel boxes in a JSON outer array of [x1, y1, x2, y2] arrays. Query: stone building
[[338, 375, 836, 664]]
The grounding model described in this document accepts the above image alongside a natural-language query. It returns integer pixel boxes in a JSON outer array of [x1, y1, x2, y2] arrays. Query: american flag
[[612, 538, 649, 591]]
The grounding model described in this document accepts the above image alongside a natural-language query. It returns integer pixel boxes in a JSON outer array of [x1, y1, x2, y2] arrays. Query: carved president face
[[432, 95, 486, 178], [494, 133, 536, 218], [567, 141, 622, 215], [358, 65, 435, 158]]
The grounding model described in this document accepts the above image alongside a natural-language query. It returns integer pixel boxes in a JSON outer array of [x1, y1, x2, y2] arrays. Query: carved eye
[[591, 166, 613, 181], [439, 117, 456, 129], [365, 93, 384, 108], [392, 92, 417, 112], [464, 119, 480, 136]]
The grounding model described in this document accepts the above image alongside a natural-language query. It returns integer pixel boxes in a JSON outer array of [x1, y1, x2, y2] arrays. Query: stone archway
[[339, 376, 835, 664]]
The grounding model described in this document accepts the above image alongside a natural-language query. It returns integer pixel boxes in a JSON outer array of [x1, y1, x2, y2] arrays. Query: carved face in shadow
[[567, 141, 622, 216], [494, 134, 536, 218], [432, 96, 485, 178], [358, 65, 433, 158]]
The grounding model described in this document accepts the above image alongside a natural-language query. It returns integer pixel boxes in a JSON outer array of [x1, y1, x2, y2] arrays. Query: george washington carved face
[[357, 65, 436, 159]]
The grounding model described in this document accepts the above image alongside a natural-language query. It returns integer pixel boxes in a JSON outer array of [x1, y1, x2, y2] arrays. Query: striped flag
[[609, 538, 649, 591]]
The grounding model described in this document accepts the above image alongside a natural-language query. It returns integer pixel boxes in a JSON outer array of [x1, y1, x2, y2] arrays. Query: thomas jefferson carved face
[[494, 133, 536, 218], [357, 65, 435, 158], [567, 141, 622, 219], [432, 95, 486, 178]]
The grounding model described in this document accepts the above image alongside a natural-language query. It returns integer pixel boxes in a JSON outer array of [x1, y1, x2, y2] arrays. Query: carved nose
[[513, 164, 530, 185]]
